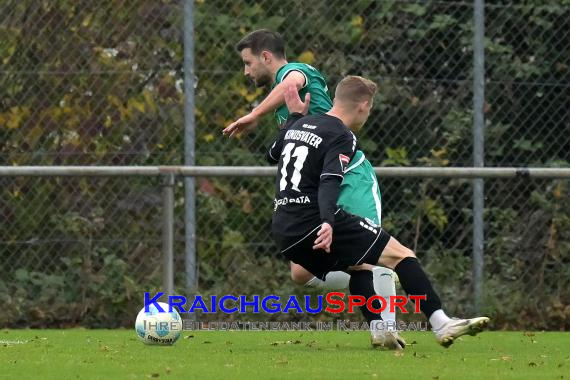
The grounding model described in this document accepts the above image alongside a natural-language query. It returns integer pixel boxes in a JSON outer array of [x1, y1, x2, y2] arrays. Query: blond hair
[[334, 75, 377, 104]]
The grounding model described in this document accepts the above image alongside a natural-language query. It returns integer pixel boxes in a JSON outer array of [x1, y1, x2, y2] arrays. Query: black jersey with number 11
[[266, 113, 357, 246]]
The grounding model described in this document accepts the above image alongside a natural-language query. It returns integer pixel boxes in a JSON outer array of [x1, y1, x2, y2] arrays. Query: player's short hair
[[235, 29, 286, 59], [334, 76, 377, 104]]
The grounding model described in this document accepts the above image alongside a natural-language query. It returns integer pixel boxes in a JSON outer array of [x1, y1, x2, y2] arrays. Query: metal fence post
[[472, 0, 486, 314], [162, 174, 175, 298], [183, 0, 197, 318]]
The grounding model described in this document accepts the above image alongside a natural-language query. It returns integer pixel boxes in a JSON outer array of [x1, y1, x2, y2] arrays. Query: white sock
[[304, 271, 350, 290], [429, 309, 452, 330], [372, 267, 397, 322]]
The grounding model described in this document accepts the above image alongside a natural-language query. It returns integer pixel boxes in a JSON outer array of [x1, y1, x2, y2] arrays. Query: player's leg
[[290, 262, 314, 284], [376, 236, 489, 347], [291, 255, 402, 349], [372, 266, 398, 326], [319, 209, 405, 349], [291, 261, 395, 299], [348, 269, 405, 350], [290, 262, 351, 289], [336, 156, 400, 328]]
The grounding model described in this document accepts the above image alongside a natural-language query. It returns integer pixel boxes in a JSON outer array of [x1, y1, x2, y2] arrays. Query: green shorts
[[337, 150, 382, 225]]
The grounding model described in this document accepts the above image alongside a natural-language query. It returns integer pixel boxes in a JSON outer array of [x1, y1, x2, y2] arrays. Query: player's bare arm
[[223, 71, 305, 137]]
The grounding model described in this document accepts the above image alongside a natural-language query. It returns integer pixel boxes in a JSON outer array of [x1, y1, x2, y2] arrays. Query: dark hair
[[235, 29, 286, 58]]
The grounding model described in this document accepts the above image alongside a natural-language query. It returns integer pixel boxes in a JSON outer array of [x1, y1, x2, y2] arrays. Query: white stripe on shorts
[[281, 224, 322, 254]]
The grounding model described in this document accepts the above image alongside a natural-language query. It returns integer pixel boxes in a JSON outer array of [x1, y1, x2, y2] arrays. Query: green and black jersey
[[271, 63, 382, 226]]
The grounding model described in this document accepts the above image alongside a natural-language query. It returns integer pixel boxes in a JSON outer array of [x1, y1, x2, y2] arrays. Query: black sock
[[348, 270, 383, 323], [394, 257, 442, 318]]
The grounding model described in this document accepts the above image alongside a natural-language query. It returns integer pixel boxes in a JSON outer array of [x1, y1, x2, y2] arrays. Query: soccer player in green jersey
[[223, 30, 332, 134], [224, 29, 401, 348]]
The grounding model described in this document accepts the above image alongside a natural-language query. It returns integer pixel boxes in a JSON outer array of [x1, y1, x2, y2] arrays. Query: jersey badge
[[339, 154, 350, 172]]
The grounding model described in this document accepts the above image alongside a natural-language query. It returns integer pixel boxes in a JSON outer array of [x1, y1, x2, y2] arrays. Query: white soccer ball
[[135, 302, 182, 345]]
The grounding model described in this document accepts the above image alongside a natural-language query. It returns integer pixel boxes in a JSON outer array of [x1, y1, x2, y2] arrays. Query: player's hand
[[284, 84, 310, 115], [313, 222, 333, 253], [223, 113, 259, 137]]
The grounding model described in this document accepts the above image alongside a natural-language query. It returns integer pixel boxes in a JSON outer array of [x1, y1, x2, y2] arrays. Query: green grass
[[0, 329, 568, 379]]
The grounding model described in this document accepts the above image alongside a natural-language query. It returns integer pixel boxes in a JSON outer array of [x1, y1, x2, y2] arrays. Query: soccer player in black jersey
[[267, 76, 489, 349]]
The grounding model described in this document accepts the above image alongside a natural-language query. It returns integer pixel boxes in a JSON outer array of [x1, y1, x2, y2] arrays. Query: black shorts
[[278, 209, 391, 280]]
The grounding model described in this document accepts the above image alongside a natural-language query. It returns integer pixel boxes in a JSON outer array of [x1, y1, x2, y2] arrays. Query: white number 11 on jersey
[[280, 143, 309, 191]]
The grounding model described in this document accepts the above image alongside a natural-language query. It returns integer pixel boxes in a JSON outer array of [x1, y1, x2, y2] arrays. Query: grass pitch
[[1, 329, 568, 379]]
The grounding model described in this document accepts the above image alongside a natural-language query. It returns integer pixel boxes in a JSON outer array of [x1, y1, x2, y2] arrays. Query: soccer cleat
[[433, 317, 489, 348], [370, 330, 406, 350]]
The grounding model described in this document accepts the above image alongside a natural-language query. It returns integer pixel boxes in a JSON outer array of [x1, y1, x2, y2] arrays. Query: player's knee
[[290, 266, 312, 285], [378, 238, 418, 269], [391, 248, 417, 268], [404, 248, 417, 258], [290, 271, 308, 285]]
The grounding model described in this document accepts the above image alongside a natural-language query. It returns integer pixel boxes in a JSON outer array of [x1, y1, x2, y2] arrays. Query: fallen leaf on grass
[[413, 351, 428, 359], [490, 355, 512, 362], [270, 340, 302, 346], [275, 357, 288, 365]]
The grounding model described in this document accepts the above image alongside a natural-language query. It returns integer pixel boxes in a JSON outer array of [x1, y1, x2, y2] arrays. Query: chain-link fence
[[1, 1, 569, 329], [1, 0, 186, 327]]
